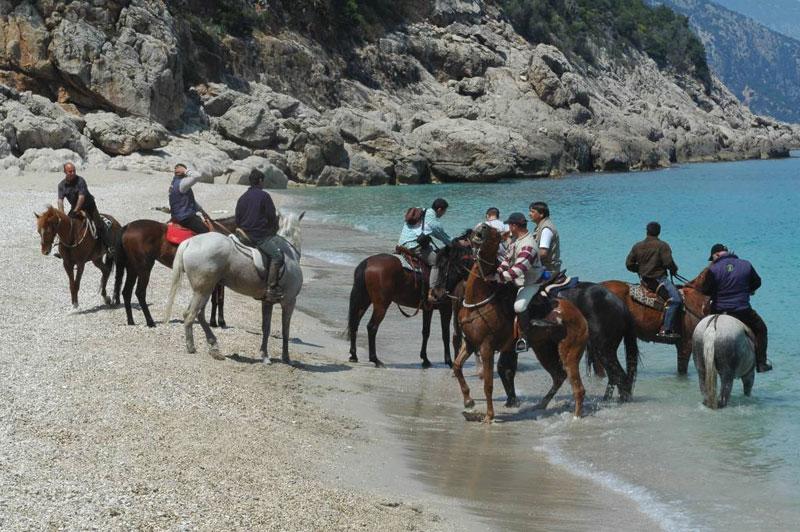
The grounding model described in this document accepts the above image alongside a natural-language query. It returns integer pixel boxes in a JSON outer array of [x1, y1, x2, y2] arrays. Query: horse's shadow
[[227, 354, 352, 373], [74, 303, 115, 315]]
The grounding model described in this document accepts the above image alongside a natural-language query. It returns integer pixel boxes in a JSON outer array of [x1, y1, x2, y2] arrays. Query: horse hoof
[[505, 397, 521, 408], [372, 360, 385, 368], [445, 360, 453, 369], [209, 349, 225, 361], [72, 303, 79, 309], [262, 357, 272, 365], [281, 356, 291, 364], [146, 322, 156, 329], [464, 398, 475, 409], [187, 347, 196, 354], [218, 321, 227, 329], [421, 359, 432, 369], [348, 355, 358, 363]]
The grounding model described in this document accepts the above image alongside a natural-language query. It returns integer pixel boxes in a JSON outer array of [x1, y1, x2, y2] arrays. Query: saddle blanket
[[545, 276, 579, 298], [229, 234, 267, 276], [629, 283, 665, 310], [395, 253, 423, 274], [166, 222, 196, 245]]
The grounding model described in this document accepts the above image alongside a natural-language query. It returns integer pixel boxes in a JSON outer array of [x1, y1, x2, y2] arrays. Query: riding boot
[[527, 298, 558, 328], [515, 310, 531, 353], [263, 260, 284, 303]]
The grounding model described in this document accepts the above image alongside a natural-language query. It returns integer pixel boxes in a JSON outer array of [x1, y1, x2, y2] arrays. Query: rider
[[235, 173, 283, 302], [529, 201, 562, 274], [626, 221, 682, 341], [169, 163, 209, 234], [702, 244, 771, 372], [492, 212, 547, 353], [57, 162, 114, 256], [397, 198, 452, 303], [478, 207, 509, 256]]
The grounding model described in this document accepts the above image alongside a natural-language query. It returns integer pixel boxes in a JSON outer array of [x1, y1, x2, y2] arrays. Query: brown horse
[[602, 270, 710, 375], [347, 245, 469, 368], [453, 224, 589, 422], [35, 206, 121, 308], [114, 217, 235, 327]]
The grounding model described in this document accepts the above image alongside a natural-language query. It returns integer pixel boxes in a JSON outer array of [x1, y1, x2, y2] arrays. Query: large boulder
[[19, 148, 83, 172], [315, 165, 370, 186], [84, 111, 169, 155], [410, 118, 558, 181], [216, 101, 279, 149], [215, 156, 289, 189], [1, 102, 83, 153], [528, 45, 576, 109], [306, 126, 349, 168], [431, 0, 484, 26], [331, 108, 392, 143], [348, 152, 391, 185], [0, 2, 53, 78]]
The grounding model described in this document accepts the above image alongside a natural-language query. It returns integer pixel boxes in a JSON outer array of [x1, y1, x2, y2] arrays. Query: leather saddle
[[230, 231, 268, 277], [395, 245, 429, 280], [541, 270, 578, 298], [629, 279, 671, 311]]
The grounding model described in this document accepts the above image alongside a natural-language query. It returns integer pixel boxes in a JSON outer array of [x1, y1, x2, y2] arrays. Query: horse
[[164, 212, 304, 363], [346, 232, 472, 369], [113, 217, 235, 327], [435, 246, 637, 401], [35, 206, 121, 308], [453, 224, 589, 422], [602, 269, 710, 375], [692, 314, 756, 409]]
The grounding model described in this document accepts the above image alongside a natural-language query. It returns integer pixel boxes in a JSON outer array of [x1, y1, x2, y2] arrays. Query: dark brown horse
[[347, 239, 474, 368], [453, 224, 589, 422], [602, 269, 710, 375], [35, 206, 122, 308], [114, 217, 235, 327]]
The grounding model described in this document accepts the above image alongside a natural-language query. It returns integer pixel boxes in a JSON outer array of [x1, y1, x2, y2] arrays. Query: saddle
[[629, 279, 670, 311], [229, 233, 268, 277], [165, 222, 197, 245], [394, 245, 430, 279], [541, 271, 578, 298]]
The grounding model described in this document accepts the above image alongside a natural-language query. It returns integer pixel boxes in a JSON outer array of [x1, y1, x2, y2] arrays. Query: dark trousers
[[78, 204, 113, 250], [255, 236, 284, 266], [721, 308, 768, 364], [177, 215, 209, 235]]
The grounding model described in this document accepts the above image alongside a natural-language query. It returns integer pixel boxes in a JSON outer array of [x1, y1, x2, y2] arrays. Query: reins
[[49, 213, 91, 250]]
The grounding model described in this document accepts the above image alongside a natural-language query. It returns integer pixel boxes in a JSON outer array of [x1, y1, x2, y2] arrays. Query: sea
[[286, 155, 800, 531]]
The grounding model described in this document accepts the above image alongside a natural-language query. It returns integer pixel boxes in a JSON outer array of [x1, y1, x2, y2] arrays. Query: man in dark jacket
[[703, 244, 771, 372], [235, 173, 283, 302], [57, 162, 114, 255], [626, 221, 682, 341], [169, 164, 208, 234]]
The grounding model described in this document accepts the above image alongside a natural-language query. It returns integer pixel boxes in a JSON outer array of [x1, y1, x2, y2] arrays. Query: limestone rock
[[315, 165, 370, 186], [218, 156, 288, 189], [431, 0, 484, 26], [0, 2, 53, 78], [306, 126, 349, 168], [83, 111, 169, 155], [19, 148, 83, 172], [216, 102, 279, 149], [331, 108, 392, 143], [348, 152, 391, 185], [457, 77, 486, 98]]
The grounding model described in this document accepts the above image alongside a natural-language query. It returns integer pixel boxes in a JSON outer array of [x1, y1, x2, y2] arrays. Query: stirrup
[[529, 318, 558, 328], [515, 338, 528, 353]]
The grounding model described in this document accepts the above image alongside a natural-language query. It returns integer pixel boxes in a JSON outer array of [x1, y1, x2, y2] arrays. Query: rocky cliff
[[1, 0, 797, 187], [651, 0, 800, 123]]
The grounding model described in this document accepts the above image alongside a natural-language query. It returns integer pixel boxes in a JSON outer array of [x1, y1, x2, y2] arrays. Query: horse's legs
[[183, 291, 210, 354], [497, 351, 520, 407], [419, 308, 433, 368], [599, 342, 631, 402], [560, 340, 587, 418], [210, 286, 218, 328], [195, 299, 221, 360], [280, 299, 295, 364], [742, 368, 755, 397], [63, 259, 77, 308], [719, 375, 734, 408], [135, 266, 156, 328], [452, 344, 474, 408], [366, 302, 388, 368], [480, 342, 495, 423], [210, 285, 226, 328], [93, 256, 112, 306], [348, 301, 369, 363], [677, 336, 692, 376], [439, 303, 453, 367], [259, 300, 274, 363], [532, 342, 566, 411], [122, 268, 137, 325], [73, 262, 86, 308]]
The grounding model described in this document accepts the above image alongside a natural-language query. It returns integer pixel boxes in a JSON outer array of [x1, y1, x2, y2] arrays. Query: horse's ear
[[298, 211, 305, 221], [34, 211, 40, 218]]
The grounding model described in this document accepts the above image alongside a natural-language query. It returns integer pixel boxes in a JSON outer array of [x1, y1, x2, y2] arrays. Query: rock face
[[1, 0, 797, 186]]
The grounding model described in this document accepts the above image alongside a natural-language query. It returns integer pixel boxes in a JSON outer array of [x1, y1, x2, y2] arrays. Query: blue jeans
[[657, 276, 683, 331]]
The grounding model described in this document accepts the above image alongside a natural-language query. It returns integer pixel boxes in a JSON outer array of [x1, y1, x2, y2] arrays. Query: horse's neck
[[52, 211, 76, 240], [465, 265, 494, 303], [683, 288, 709, 320]]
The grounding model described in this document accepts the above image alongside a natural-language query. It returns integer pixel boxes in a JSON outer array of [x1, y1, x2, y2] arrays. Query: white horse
[[164, 212, 304, 363], [692, 314, 756, 409]]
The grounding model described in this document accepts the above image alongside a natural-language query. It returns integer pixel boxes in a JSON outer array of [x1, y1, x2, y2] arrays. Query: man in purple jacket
[[702, 243, 771, 372], [235, 172, 283, 302]]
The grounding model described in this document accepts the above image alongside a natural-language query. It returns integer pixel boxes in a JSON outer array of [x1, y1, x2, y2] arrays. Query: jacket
[[626, 236, 678, 280], [703, 254, 761, 312]]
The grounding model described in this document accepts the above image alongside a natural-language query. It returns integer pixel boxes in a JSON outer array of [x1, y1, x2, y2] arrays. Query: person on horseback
[[491, 212, 549, 352], [57, 162, 114, 257], [529, 201, 562, 274], [703, 244, 771, 372], [626, 221, 682, 341], [235, 173, 283, 302], [169, 164, 209, 235], [477, 207, 509, 256], [397, 198, 452, 303]]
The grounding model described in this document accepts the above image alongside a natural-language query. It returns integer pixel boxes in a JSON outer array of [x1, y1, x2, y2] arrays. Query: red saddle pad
[[166, 222, 196, 244]]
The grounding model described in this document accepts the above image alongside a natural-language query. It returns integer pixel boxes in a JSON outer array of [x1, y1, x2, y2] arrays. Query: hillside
[[651, 0, 800, 123], [714, 0, 800, 41], [1, 0, 796, 186]]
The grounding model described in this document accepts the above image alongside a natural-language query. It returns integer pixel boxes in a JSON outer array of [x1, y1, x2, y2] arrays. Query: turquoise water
[[289, 156, 800, 529]]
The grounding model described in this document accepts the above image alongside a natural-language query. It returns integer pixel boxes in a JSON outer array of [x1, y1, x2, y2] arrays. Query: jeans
[[177, 215, 209, 234], [655, 276, 682, 332]]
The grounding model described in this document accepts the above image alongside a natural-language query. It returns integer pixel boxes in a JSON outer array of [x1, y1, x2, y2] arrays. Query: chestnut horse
[[602, 269, 709, 375], [347, 234, 473, 368], [114, 217, 235, 327], [453, 224, 589, 422], [35, 206, 121, 308]]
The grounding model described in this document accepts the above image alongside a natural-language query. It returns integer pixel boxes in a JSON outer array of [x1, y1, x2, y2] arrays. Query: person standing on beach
[[169, 163, 209, 234], [235, 173, 283, 302], [57, 162, 114, 256], [529, 201, 562, 273], [626, 222, 682, 342], [397, 198, 452, 303], [702, 244, 772, 372]]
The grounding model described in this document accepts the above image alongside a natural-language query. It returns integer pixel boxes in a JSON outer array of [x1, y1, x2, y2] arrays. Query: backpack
[[404, 207, 424, 226]]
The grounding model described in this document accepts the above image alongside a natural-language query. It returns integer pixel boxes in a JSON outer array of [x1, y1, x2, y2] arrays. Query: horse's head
[[471, 223, 501, 264], [277, 210, 305, 254], [35, 207, 62, 256], [431, 229, 475, 299]]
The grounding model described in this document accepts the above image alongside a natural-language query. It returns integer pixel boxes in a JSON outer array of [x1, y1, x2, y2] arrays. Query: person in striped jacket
[[492, 212, 548, 352]]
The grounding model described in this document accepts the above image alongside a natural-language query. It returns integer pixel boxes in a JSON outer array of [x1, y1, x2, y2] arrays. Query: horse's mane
[[36, 205, 66, 229], [277, 210, 303, 254]]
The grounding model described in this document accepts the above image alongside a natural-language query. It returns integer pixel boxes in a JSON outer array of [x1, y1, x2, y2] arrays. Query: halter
[[44, 213, 91, 251]]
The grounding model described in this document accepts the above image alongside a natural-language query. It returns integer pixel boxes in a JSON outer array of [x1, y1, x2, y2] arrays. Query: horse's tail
[[113, 224, 127, 297], [703, 321, 719, 409], [164, 239, 187, 323], [623, 312, 640, 393], [347, 259, 370, 340]]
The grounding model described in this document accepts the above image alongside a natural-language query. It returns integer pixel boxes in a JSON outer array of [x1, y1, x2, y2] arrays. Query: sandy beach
[[2, 168, 663, 531]]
